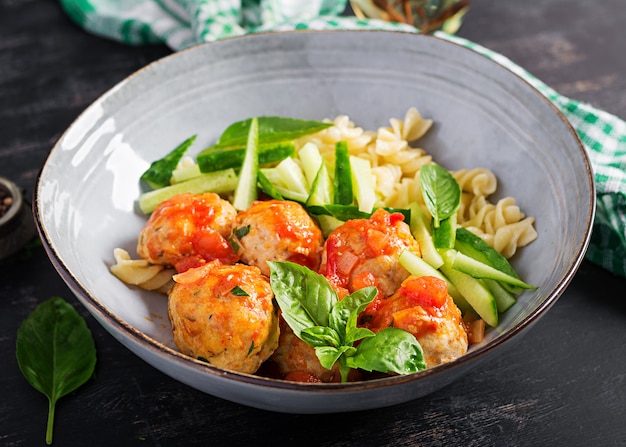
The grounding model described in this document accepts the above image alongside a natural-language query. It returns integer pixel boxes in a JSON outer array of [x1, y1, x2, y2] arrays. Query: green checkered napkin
[[60, 0, 626, 277]]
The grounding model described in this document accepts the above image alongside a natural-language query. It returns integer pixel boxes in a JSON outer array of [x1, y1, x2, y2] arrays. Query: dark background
[[2, 1, 625, 446]]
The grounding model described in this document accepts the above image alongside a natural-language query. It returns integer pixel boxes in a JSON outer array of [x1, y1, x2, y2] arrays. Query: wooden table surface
[[2, 1, 625, 446]]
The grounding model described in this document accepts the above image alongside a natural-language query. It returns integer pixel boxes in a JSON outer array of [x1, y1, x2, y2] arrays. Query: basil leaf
[[419, 163, 461, 227], [140, 135, 196, 189], [216, 116, 332, 148], [268, 261, 337, 337], [230, 286, 249, 297], [329, 286, 377, 343], [301, 326, 342, 348], [314, 346, 354, 371], [16, 296, 97, 445], [346, 327, 426, 375]]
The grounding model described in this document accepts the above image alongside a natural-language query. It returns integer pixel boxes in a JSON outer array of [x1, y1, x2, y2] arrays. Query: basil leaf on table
[[16, 296, 97, 445], [419, 163, 461, 227]]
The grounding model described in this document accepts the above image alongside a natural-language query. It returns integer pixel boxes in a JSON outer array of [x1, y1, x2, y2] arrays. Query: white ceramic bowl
[[34, 30, 594, 413]]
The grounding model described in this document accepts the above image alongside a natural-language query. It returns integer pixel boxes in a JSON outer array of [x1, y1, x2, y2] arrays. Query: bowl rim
[[33, 29, 596, 393]]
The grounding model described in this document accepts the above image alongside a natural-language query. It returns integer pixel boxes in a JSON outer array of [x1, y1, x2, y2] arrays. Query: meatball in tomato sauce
[[368, 275, 468, 368], [230, 200, 324, 276], [319, 208, 420, 311], [137, 192, 239, 272], [168, 260, 279, 374]]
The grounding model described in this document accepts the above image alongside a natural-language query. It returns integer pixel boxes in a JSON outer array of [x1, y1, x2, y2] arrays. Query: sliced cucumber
[[349, 156, 377, 213], [455, 227, 521, 279], [484, 279, 517, 313], [334, 141, 353, 205], [440, 249, 535, 290], [439, 264, 498, 327], [408, 203, 444, 269], [138, 169, 238, 214], [432, 213, 457, 249], [232, 117, 259, 211], [196, 140, 295, 173]]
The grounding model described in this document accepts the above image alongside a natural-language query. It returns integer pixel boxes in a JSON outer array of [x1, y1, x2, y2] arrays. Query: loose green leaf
[[141, 135, 196, 189], [16, 297, 97, 445], [419, 163, 461, 227], [214, 116, 332, 148], [346, 327, 426, 374]]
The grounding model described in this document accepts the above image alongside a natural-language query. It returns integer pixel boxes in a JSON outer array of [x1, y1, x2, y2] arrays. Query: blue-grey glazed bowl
[[34, 30, 594, 413]]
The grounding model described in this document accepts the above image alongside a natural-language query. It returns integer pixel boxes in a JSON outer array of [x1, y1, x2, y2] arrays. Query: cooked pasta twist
[[110, 248, 175, 294]]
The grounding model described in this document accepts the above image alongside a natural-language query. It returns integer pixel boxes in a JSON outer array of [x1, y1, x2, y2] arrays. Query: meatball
[[168, 261, 279, 374], [268, 317, 362, 383], [319, 208, 420, 310], [230, 200, 324, 276], [368, 275, 468, 368], [137, 192, 239, 272]]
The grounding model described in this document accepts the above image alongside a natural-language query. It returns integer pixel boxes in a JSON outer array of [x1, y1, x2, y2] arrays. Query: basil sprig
[[268, 261, 426, 382], [16, 297, 97, 445]]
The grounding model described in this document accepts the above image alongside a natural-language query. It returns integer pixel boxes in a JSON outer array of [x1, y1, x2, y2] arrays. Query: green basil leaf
[[140, 135, 196, 189], [16, 296, 97, 445], [216, 116, 332, 148], [268, 261, 337, 337], [230, 286, 249, 297], [346, 327, 426, 375], [301, 326, 342, 348], [314, 346, 354, 371], [329, 286, 377, 343], [419, 163, 461, 227]]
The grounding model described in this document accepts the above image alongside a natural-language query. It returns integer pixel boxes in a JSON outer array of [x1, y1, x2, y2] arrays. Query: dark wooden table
[[2, 1, 626, 446]]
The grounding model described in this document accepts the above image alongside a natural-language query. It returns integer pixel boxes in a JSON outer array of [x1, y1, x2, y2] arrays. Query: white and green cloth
[[60, 0, 626, 278]]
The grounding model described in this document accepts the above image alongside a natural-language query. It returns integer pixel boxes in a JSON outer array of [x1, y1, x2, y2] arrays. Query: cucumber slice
[[257, 170, 284, 200], [440, 264, 498, 327], [432, 213, 457, 249], [408, 203, 444, 269], [196, 141, 295, 173], [349, 156, 377, 213], [455, 227, 521, 279], [171, 162, 201, 184], [298, 142, 324, 185], [138, 169, 238, 214], [440, 249, 535, 290], [306, 163, 333, 206], [334, 141, 353, 205], [232, 117, 259, 211], [484, 279, 517, 313]]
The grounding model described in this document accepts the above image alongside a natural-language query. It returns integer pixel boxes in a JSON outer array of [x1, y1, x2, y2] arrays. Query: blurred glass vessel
[[350, 0, 470, 34]]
